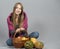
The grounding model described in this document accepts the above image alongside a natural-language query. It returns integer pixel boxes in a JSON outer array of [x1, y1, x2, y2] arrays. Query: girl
[[6, 2, 39, 46]]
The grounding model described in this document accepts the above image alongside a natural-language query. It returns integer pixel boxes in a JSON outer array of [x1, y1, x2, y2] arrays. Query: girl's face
[[15, 4, 22, 15]]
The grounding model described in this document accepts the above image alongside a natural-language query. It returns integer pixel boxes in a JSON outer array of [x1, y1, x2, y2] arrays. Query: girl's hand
[[20, 27, 25, 30], [15, 28, 20, 33], [15, 27, 25, 33]]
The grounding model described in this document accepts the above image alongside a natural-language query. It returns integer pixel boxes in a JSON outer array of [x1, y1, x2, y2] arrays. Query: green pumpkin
[[24, 41, 34, 49]]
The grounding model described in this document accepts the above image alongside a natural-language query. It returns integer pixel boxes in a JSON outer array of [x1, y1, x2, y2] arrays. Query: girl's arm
[[21, 12, 28, 30]]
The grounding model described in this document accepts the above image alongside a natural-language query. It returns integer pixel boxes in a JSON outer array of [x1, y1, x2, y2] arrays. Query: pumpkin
[[22, 37, 29, 40], [34, 41, 44, 49], [30, 38, 37, 44], [24, 41, 34, 49]]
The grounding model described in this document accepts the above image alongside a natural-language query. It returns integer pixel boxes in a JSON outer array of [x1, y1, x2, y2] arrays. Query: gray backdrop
[[0, 0, 60, 49]]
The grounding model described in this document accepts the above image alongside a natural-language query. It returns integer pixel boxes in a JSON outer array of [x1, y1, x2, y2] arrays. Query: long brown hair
[[12, 2, 24, 29]]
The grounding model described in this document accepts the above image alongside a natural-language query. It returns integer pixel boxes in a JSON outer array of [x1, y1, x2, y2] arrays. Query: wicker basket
[[12, 30, 29, 48]]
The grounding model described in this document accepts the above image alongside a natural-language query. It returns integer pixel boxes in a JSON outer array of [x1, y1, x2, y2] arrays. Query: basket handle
[[13, 31, 18, 38], [13, 30, 28, 38]]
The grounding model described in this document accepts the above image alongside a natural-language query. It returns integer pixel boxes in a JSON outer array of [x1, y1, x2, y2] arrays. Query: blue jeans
[[6, 32, 39, 46]]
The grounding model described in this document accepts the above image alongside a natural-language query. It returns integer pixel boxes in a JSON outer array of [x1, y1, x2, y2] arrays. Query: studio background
[[0, 0, 60, 49]]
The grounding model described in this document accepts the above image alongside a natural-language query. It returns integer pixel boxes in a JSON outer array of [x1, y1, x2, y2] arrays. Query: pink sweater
[[7, 12, 28, 38]]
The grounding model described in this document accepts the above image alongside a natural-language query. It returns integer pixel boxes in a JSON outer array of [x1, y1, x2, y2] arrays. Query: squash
[[34, 41, 44, 49], [30, 38, 37, 44], [24, 41, 34, 49]]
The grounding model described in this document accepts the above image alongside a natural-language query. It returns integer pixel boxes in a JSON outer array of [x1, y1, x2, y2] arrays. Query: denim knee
[[6, 38, 13, 46], [29, 32, 39, 39]]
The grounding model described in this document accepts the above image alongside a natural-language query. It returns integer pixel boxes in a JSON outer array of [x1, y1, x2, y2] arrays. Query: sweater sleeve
[[7, 14, 15, 38], [22, 12, 28, 30], [7, 16, 14, 31]]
